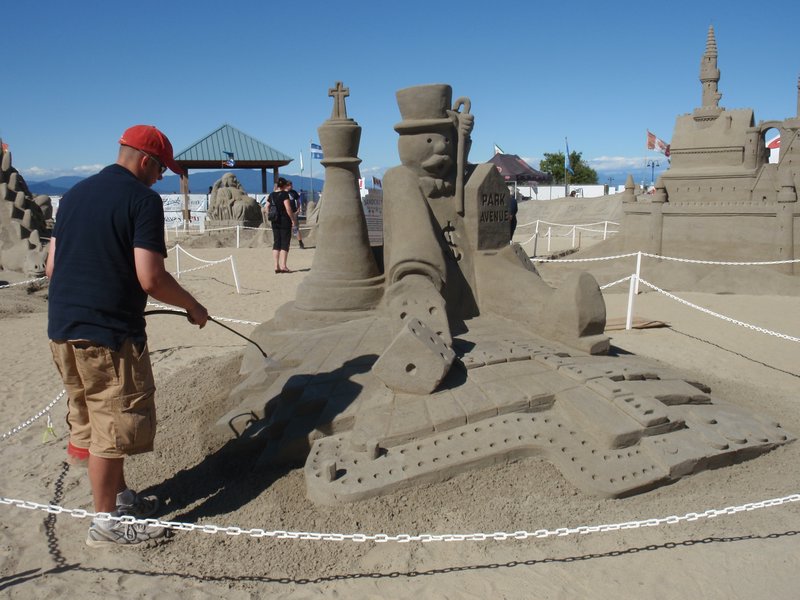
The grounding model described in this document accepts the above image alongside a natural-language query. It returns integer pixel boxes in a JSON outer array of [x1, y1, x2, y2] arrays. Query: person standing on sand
[[46, 125, 209, 548], [270, 177, 298, 272], [286, 180, 305, 249]]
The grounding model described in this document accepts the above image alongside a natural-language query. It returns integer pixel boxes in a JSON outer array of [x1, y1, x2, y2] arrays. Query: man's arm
[[134, 247, 208, 327], [45, 237, 56, 279]]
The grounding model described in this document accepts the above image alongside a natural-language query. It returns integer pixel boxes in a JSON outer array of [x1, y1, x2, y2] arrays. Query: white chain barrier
[[0, 276, 48, 290], [640, 252, 800, 266], [534, 252, 639, 263], [1, 390, 65, 441], [0, 492, 797, 543], [171, 244, 240, 293], [533, 249, 800, 266], [637, 278, 800, 342], [599, 275, 633, 290], [518, 219, 619, 229]]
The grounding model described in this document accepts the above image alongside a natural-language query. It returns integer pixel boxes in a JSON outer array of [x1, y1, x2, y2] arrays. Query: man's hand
[[186, 301, 209, 328]]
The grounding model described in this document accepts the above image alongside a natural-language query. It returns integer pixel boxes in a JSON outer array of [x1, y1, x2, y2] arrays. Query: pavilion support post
[[261, 168, 267, 193], [180, 172, 190, 223], [273, 167, 279, 189]]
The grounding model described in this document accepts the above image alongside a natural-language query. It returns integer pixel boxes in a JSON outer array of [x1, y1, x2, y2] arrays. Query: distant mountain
[[26, 170, 326, 196], [27, 175, 86, 195], [153, 170, 324, 195]]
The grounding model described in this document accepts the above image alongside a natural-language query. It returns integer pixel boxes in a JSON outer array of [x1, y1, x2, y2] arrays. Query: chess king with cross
[[373, 84, 609, 394]]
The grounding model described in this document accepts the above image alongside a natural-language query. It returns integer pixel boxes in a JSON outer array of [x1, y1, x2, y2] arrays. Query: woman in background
[[270, 177, 298, 273]]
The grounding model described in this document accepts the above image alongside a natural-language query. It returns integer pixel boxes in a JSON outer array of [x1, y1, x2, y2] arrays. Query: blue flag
[[310, 142, 323, 160], [564, 138, 574, 175]]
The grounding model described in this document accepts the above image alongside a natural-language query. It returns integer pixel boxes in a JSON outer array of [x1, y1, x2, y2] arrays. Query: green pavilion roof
[[175, 123, 293, 164]]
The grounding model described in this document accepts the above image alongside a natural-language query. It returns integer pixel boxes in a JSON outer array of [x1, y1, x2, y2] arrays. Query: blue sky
[[3, 0, 798, 186]]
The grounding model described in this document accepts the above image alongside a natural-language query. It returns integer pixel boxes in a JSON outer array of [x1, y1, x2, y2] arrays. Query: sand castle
[[624, 26, 799, 274], [215, 81, 793, 505], [0, 142, 51, 276]]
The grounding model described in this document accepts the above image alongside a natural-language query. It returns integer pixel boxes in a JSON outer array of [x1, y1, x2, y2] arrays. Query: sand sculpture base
[[219, 313, 792, 504]]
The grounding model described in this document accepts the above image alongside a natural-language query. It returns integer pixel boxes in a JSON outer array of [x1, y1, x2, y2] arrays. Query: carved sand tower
[[0, 141, 52, 276], [621, 26, 799, 274], [220, 83, 793, 505], [292, 82, 384, 317]]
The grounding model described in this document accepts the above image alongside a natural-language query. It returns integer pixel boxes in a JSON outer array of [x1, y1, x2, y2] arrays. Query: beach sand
[[1, 229, 799, 599]]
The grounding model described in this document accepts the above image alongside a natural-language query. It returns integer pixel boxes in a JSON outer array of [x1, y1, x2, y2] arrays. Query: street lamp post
[[646, 159, 660, 187]]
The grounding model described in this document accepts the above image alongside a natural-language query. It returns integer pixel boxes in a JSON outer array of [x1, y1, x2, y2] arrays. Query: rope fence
[[516, 220, 620, 254], [537, 250, 800, 335], [0, 491, 797, 544], [165, 223, 313, 248], [0, 276, 48, 290], [170, 244, 240, 293]]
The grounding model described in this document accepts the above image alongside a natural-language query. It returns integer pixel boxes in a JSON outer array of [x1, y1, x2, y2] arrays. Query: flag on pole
[[299, 150, 304, 173], [766, 135, 780, 149], [646, 130, 671, 157], [372, 176, 382, 189], [222, 150, 235, 167], [493, 143, 504, 155], [310, 142, 323, 160], [564, 138, 574, 175]]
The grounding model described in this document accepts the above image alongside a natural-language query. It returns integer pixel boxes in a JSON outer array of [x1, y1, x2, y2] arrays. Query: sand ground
[[1, 228, 799, 599]]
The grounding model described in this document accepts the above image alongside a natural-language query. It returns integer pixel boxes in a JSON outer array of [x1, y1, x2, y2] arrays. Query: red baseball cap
[[119, 124, 184, 176]]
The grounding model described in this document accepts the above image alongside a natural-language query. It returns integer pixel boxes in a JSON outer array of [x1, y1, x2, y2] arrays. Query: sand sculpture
[[207, 172, 262, 228], [0, 142, 51, 276], [217, 82, 793, 504], [624, 26, 799, 274]]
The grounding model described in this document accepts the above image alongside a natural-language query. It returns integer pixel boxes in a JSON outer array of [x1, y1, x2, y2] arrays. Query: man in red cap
[[46, 125, 208, 547]]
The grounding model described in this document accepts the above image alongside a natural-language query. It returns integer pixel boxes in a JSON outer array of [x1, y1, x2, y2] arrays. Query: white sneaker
[[86, 519, 167, 548]]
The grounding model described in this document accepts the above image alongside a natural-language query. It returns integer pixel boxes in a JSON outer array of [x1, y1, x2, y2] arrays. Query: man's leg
[[88, 455, 126, 512]]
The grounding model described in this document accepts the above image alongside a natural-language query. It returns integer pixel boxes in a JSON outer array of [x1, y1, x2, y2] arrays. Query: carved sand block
[[218, 82, 794, 504]]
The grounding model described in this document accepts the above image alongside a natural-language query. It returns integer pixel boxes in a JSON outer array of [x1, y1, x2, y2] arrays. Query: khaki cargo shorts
[[49, 339, 156, 460]]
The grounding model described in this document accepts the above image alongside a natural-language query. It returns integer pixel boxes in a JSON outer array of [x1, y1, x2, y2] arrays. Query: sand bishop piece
[[217, 81, 793, 505]]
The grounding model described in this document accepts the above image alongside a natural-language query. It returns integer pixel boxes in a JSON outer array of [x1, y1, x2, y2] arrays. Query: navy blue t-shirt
[[48, 164, 167, 350]]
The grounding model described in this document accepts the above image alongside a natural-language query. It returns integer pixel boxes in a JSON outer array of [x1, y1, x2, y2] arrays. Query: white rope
[[0, 492, 797, 543], [0, 276, 48, 290], [577, 227, 619, 235], [599, 275, 633, 290], [517, 219, 619, 229], [535, 250, 800, 266], [637, 278, 800, 343], [534, 252, 639, 263], [641, 252, 800, 266], [173, 244, 232, 265], [1, 390, 65, 441], [173, 262, 219, 276]]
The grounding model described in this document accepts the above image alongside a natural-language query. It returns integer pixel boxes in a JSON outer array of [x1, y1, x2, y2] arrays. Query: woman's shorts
[[272, 225, 292, 251]]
